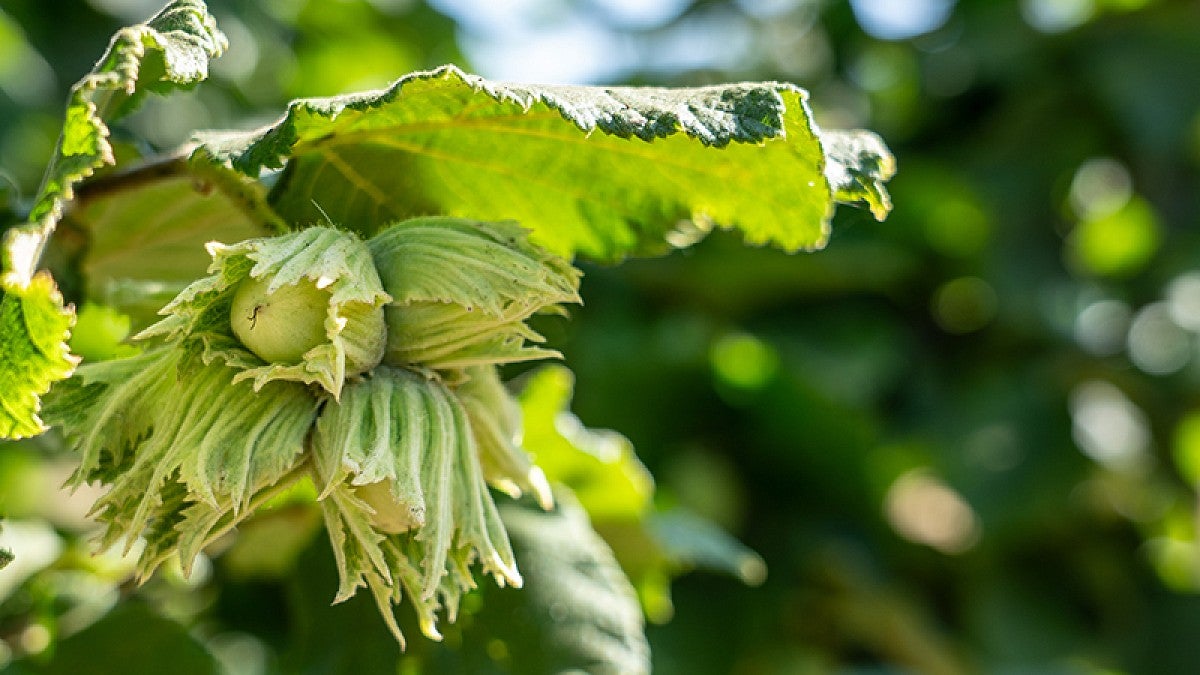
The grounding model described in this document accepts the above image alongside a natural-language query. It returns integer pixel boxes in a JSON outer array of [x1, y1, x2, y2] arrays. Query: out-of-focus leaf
[[649, 510, 766, 586], [470, 497, 651, 675], [68, 303, 138, 362], [820, 129, 896, 221], [519, 365, 653, 521], [221, 502, 322, 579], [197, 65, 894, 261], [6, 602, 219, 675], [518, 365, 764, 624]]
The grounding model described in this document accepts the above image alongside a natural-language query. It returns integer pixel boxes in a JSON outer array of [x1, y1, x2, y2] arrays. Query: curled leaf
[[198, 65, 895, 261]]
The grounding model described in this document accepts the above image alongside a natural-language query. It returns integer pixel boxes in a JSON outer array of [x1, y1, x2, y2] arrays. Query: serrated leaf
[[0, 0, 225, 440], [6, 0, 226, 283], [821, 129, 897, 221], [196, 65, 894, 261], [0, 273, 78, 439]]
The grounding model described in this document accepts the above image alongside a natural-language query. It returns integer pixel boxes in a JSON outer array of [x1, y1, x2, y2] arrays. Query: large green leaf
[[3, 601, 220, 675], [196, 64, 895, 261], [0, 0, 226, 439]]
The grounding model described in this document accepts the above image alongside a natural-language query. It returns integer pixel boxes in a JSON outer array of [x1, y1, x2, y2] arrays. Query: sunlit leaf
[[197, 65, 894, 261], [519, 365, 653, 520], [0, 273, 77, 439]]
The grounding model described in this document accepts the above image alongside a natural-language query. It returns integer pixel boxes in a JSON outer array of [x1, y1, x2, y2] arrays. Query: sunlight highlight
[[884, 470, 980, 554]]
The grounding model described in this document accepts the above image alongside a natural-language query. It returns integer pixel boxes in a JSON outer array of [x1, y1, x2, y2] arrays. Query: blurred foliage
[[3, 0, 1200, 673]]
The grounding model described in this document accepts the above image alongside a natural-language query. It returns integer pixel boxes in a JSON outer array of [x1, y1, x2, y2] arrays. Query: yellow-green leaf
[[198, 65, 895, 262]]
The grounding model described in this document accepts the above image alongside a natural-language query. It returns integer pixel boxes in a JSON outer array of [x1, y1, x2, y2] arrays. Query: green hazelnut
[[230, 276, 332, 364], [355, 479, 421, 534]]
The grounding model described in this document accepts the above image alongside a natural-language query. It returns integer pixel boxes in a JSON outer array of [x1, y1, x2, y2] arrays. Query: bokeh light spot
[[923, 196, 991, 257], [1069, 380, 1150, 472], [1021, 0, 1095, 33], [1146, 537, 1200, 593], [1069, 157, 1132, 221], [884, 470, 980, 554], [1127, 302, 1191, 376], [1075, 298, 1131, 356], [1067, 196, 1160, 278], [1167, 272, 1200, 332], [710, 332, 780, 391], [1171, 411, 1200, 485], [849, 0, 955, 41], [931, 276, 997, 334]]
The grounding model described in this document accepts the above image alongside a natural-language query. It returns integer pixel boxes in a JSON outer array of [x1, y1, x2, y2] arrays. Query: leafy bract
[[196, 65, 895, 261], [458, 366, 553, 510], [42, 347, 318, 577], [313, 366, 523, 644], [139, 226, 389, 398], [368, 217, 581, 373], [0, 0, 226, 439]]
